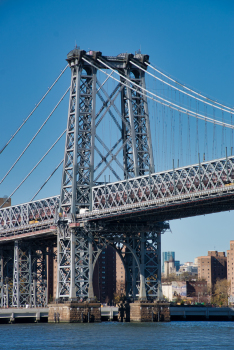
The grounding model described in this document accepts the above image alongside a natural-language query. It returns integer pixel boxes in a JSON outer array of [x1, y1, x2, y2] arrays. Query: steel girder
[[60, 51, 96, 214], [91, 155, 234, 215], [56, 222, 72, 298], [59, 49, 154, 215], [121, 68, 154, 178], [56, 48, 155, 301], [0, 249, 3, 307], [0, 196, 59, 231], [2, 155, 234, 232], [56, 224, 94, 300], [56, 221, 163, 301], [11, 241, 47, 307], [90, 228, 162, 300], [0, 247, 13, 307], [112, 231, 161, 299]]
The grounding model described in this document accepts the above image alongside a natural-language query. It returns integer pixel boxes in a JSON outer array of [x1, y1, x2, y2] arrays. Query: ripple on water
[[1, 322, 234, 349]]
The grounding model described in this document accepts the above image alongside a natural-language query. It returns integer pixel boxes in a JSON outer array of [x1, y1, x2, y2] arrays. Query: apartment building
[[227, 240, 234, 297], [197, 251, 227, 289]]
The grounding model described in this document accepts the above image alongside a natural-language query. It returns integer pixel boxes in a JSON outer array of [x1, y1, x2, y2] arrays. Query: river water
[[0, 321, 233, 349]]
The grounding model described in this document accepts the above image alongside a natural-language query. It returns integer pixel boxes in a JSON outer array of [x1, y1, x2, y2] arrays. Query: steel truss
[[91, 155, 234, 215], [59, 49, 154, 215], [56, 224, 94, 300], [12, 241, 47, 307], [0, 247, 13, 307], [0, 196, 59, 231], [56, 220, 166, 301], [0, 239, 55, 307], [57, 48, 156, 301], [2, 155, 234, 232]]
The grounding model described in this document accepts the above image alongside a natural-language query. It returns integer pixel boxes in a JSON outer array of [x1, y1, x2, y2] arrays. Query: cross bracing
[[0, 196, 59, 231], [88, 155, 234, 217], [0, 156, 234, 230], [59, 49, 154, 216], [1, 155, 234, 234]]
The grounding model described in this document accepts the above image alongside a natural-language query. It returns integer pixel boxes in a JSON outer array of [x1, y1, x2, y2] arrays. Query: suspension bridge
[[0, 48, 233, 313]]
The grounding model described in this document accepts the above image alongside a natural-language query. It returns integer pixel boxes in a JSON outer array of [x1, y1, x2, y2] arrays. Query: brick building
[[0, 197, 11, 208], [227, 240, 234, 298], [186, 280, 208, 302], [116, 251, 126, 295], [93, 245, 116, 304], [197, 251, 227, 289]]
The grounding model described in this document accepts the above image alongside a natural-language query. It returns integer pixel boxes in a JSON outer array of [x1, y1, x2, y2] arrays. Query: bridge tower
[[57, 48, 163, 301]]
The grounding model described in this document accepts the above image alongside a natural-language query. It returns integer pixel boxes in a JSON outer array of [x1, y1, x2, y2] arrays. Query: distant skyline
[[0, 0, 233, 263]]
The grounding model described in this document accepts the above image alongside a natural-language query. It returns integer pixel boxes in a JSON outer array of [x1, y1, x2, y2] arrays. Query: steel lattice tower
[[57, 48, 163, 301]]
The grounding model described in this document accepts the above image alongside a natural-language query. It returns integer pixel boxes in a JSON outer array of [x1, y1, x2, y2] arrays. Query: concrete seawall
[[1, 306, 234, 323], [170, 306, 234, 321]]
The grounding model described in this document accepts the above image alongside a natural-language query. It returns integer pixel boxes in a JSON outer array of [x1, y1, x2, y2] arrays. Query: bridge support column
[[35, 248, 48, 307], [11, 241, 48, 307], [88, 237, 94, 300], [69, 230, 76, 300], [12, 241, 19, 307], [1, 247, 13, 307], [12, 241, 33, 307], [3, 282, 9, 308], [31, 273, 37, 307], [56, 223, 73, 300], [139, 233, 147, 300], [157, 232, 163, 300], [0, 248, 3, 307], [131, 241, 137, 299]]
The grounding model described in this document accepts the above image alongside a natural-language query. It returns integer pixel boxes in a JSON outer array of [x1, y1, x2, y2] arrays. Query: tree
[[212, 278, 230, 306], [113, 291, 126, 305]]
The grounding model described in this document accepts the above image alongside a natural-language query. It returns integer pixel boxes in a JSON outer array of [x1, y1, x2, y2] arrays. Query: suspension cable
[[31, 159, 63, 201], [130, 61, 234, 114], [84, 57, 234, 130], [0, 130, 66, 209], [0, 65, 69, 155], [0, 87, 70, 185], [146, 62, 234, 112], [97, 57, 233, 127]]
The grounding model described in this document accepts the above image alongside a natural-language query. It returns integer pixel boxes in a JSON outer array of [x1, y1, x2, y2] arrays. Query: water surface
[[0, 321, 233, 349]]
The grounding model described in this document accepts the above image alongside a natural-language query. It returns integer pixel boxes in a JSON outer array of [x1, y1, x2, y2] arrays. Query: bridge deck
[[1, 156, 234, 238]]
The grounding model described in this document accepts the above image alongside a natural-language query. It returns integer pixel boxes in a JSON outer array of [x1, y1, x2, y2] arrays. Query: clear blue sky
[[0, 0, 233, 263]]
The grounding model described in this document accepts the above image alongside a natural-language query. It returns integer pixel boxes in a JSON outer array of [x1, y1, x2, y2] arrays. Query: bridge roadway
[[1, 155, 234, 240]]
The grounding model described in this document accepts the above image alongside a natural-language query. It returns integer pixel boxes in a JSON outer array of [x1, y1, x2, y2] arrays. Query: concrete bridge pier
[[48, 301, 101, 323], [129, 301, 170, 322]]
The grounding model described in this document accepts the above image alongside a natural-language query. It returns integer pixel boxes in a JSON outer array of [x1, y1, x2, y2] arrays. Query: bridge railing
[[1, 156, 234, 230], [92, 156, 234, 211], [0, 196, 60, 230]]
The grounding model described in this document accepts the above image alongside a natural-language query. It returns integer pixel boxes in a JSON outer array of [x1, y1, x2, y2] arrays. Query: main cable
[[0, 64, 69, 155], [84, 57, 234, 130], [0, 87, 70, 185], [131, 61, 234, 114], [97, 57, 232, 127], [146, 62, 234, 112], [0, 130, 66, 209]]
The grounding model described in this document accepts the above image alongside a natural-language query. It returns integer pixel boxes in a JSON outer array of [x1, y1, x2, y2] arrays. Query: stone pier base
[[48, 301, 101, 323], [130, 301, 170, 322]]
